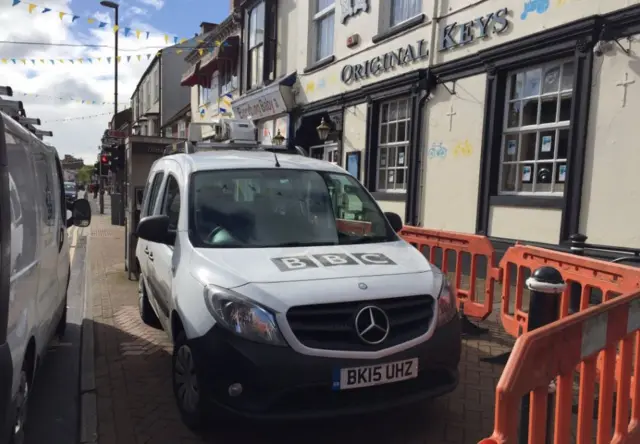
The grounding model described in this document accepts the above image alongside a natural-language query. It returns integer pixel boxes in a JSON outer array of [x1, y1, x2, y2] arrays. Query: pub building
[[294, 0, 640, 258]]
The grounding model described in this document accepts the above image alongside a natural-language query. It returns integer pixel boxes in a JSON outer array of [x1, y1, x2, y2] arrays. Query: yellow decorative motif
[[453, 139, 473, 157]]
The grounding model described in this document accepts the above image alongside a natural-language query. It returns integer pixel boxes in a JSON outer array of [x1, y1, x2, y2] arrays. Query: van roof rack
[[162, 140, 308, 157], [1, 85, 53, 138]]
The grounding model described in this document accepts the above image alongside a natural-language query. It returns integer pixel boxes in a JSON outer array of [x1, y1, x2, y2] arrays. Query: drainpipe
[[411, 0, 441, 226], [407, 81, 430, 226]]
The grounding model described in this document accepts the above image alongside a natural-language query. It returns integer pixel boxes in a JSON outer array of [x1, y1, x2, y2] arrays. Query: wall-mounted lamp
[[272, 129, 285, 145], [316, 117, 331, 142]]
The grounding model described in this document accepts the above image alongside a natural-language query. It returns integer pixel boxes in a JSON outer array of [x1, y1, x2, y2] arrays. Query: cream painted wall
[[579, 35, 640, 248], [420, 74, 486, 233], [489, 206, 562, 243], [435, 0, 640, 66], [277, 0, 298, 77], [342, 103, 367, 165], [295, 1, 432, 104]]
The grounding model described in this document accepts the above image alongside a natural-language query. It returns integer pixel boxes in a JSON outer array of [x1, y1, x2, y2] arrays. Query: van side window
[[54, 155, 66, 222], [33, 151, 56, 229], [160, 176, 180, 230], [142, 172, 164, 217], [5, 130, 38, 272]]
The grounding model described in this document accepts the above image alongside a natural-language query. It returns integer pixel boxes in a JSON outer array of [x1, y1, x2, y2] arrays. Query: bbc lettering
[[271, 253, 396, 271]]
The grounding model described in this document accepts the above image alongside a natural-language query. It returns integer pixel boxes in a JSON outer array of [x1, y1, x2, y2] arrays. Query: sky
[[0, 0, 229, 164]]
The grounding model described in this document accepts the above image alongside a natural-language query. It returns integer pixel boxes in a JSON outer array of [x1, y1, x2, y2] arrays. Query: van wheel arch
[[170, 311, 185, 344]]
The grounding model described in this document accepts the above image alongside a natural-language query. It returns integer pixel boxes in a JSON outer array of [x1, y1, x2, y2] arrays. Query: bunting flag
[[218, 93, 233, 114], [9, 0, 234, 47], [41, 111, 113, 123], [0, 43, 226, 67], [13, 91, 128, 106]]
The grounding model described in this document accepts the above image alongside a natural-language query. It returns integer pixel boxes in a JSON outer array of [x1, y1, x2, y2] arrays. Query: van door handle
[[144, 247, 149, 255], [148, 252, 154, 261]]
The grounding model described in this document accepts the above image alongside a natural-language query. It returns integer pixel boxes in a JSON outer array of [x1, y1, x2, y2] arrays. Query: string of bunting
[[10, 0, 232, 47], [14, 91, 128, 105], [0, 45, 224, 66], [41, 112, 112, 123]]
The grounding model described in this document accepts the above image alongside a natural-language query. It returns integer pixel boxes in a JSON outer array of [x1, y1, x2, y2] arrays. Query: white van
[[0, 111, 91, 443], [135, 139, 461, 430]]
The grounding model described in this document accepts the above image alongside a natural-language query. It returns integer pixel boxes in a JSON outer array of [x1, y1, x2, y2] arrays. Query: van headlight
[[204, 285, 287, 346], [437, 276, 458, 327]]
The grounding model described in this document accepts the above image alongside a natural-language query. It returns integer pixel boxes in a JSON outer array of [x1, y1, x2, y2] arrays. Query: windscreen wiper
[[345, 236, 392, 244], [274, 241, 338, 247]]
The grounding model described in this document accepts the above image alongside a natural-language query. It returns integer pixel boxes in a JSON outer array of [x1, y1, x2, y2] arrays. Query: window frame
[[160, 174, 181, 231], [247, 1, 266, 90], [142, 171, 165, 217], [198, 84, 211, 106], [311, 0, 335, 63], [497, 59, 574, 197], [375, 97, 411, 194]]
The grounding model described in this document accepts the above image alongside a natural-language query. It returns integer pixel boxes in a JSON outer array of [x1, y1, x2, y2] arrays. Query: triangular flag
[[87, 17, 95, 24], [11, 0, 20, 6], [173, 36, 178, 44], [176, 49, 183, 54], [107, 57, 111, 63], [116, 56, 121, 63], [98, 21, 106, 28], [124, 27, 131, 36], [40, 59, 44, 63], [42, 7, 50, 13], [146, 54, 151, 59], [27, 4, 36, 13], [197, 39, 204, 44], [198, 49, 204, 56], [30, 59, 35, 64], [11, 59, 16, 64], [179, 38, 187, 44], [49, 59, 54, 64], [72, 15, 79, 22], [145, 31, 150, 39], [126, 55, 131, 62], [78, 59, 83, 63], [68, 59, 74, 64], [215, 40, 221, 47], [135, 30, 141, 39], [1, 59, 7, 64], [113, 25, 119, 32], [59, 11, 65, 19], [97, 57, 101, 62], [59, 59, 64, 63], [136, 54, 141, 61], [87, 58, 92, 63], [20, 59, 26, 64], [164, 34, 169, 44]]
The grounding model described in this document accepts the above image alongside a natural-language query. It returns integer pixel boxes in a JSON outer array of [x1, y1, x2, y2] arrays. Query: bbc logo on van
[[271, 253, 396, 271]]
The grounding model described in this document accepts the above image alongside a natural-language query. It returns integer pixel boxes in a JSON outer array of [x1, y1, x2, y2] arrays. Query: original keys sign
[[271, 253, 396, 271], [438, 7, 510, 51]]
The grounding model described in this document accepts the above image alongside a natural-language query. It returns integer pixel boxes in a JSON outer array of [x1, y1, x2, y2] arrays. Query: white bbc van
[[0, 111, 91, 444], [135, 126, 462, 431]]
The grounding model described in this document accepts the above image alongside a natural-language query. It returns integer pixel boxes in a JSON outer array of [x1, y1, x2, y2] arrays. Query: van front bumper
[[187, 316, 461, 420], [0, 342, 14, 443]]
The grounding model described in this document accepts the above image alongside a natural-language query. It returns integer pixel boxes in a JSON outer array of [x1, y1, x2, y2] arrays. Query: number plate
[[332, 358, 419, 390]]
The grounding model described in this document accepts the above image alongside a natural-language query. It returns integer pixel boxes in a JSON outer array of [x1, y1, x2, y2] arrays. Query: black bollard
[[569, 233, 587, 313], [518, 266, 565, 444]]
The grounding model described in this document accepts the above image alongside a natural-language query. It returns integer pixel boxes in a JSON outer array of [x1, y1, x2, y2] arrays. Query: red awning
[[198, 35, 240, 79], [180, 62, 200, 87]]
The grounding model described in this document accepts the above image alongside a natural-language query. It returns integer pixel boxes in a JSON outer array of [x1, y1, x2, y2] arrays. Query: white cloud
[[138, 0, 165, 10], [0, 0, 174, 164], [126, 6, 149, 17]]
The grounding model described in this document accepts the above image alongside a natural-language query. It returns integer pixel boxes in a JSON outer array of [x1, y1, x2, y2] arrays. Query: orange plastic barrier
[[479, 291, 640, 444], [499, 244, 640, 338], [336, 219, 372, 235], [400, 226, 502, 321]]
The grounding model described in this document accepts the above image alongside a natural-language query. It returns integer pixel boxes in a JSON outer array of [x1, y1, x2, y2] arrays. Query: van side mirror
[[384, 212, 403, 233], [137, 215, 175, 245], [69, 198, 91, 228]]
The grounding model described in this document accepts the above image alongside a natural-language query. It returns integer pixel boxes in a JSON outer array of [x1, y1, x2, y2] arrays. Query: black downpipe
[[406, 72, 430, 226]]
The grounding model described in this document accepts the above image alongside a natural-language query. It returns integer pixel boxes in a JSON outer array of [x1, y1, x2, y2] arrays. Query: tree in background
[[77, 165, 95, 185]]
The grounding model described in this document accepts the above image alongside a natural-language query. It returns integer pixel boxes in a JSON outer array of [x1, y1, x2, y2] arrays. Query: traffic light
[[101, 154, 109, 164]]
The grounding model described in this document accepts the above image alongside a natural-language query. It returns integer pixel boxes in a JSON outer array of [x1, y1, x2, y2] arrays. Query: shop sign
[[340, 0, 369, 24], [340, 39, 428, 84], [438, 7, 509, 51], [232, 84, 289, 120]]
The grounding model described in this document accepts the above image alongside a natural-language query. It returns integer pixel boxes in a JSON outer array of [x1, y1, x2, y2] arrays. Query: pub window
[[376, 98, 411, 192], [312, 0, 335, 62], [247, 1, 265, 89], [390, 0, 421, 27], [198, 83, 211, 106], [499, 60, 574, 195], [220, 59, 238, 94]]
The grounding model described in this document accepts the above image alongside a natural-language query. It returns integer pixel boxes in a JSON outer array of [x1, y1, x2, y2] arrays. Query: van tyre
[[172, 331, 223, 431], [10, 365, 30, 444], [138, 278, 159, 327]]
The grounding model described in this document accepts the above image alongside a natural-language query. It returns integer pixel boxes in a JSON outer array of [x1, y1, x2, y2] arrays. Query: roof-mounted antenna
[[273, 151, 281, 168]]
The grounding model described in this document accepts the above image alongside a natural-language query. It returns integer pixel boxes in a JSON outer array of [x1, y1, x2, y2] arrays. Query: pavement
[[77, 197, 514, 444]]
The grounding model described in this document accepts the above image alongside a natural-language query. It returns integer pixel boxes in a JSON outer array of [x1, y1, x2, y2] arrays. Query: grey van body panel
[[0, 113, 15, 443]]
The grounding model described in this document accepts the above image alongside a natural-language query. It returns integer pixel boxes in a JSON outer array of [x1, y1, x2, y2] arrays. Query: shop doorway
[[310, 143, 339, 165]]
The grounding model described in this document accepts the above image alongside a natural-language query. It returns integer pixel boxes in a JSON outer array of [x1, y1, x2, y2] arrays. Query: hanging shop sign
[[340, 0, 369, 24], [340, 39, 428, 84], [438, 7, 509, 52]]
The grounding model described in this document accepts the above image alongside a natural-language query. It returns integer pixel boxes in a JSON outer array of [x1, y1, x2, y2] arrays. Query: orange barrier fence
[[479, 290, 640, 444], [400, 226, 501, 321], [499, 244, 640, 338]]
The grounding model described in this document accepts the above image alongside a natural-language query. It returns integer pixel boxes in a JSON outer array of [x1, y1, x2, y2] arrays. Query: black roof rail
[[0, 86, 51, 137]]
